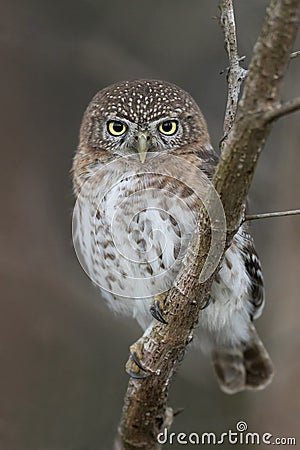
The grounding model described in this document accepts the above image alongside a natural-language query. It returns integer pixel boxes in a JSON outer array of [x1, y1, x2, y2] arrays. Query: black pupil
[[112, 121, 124, 132], [162, 121, 174, 132]]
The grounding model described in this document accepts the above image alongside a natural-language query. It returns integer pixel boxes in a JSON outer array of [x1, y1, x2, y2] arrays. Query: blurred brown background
[[1, 1, 299, 449]]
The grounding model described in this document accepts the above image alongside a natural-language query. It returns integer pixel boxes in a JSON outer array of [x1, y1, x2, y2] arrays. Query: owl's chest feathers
[[97, 174, 196, 259], [76, 171, 198, 300], [84, 165, 195, 229]]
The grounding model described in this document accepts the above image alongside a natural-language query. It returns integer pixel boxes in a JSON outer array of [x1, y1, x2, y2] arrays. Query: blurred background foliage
[[0, 1, 299, 449]]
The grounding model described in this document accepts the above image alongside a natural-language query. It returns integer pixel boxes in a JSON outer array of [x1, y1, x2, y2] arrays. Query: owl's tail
[[211, 324, 274, 394]]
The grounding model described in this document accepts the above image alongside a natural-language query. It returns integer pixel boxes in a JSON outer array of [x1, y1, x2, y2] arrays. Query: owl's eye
[[107, 120, 127, 136], [158, 120, 178, 136]]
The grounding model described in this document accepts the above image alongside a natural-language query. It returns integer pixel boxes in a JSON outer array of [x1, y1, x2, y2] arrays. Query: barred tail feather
[[212, 325, 274, 394]]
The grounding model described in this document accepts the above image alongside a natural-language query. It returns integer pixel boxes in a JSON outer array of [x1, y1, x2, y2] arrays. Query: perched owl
[[72, 79, 273, 394]]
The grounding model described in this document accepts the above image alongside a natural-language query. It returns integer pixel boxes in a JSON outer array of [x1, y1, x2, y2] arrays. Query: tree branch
[[115, 1, 300, 449], [214, 0, 300, 236], [219, 0, 247, 151], [245, 209, 300, 222], [263, 96, 300, 122]]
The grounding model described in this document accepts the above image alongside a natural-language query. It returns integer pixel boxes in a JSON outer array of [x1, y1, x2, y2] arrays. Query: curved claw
[[200, 297, 211, 310], [131, 351, 147, 372], [126, 369, 148, 379], [150, 300, 168, 324], [126, 352, 149, 379]]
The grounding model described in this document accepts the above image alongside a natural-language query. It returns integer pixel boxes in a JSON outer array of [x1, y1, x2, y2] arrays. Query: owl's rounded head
[[78, 79, 210, 162]]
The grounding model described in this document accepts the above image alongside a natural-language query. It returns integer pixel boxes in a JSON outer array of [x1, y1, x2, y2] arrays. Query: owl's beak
[[135, 131, 150, 163]]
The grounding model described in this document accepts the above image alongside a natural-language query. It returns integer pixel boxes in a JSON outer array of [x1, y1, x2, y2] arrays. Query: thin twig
[[219, 0, 247, 151], [219, 55, 246, 74], [264, 96, 300, 122], [245, 209, 300, 222], [290, 50, 300, 58]]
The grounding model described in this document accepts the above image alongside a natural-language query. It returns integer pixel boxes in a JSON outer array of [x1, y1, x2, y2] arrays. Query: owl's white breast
[[73, 165, 197, 315]]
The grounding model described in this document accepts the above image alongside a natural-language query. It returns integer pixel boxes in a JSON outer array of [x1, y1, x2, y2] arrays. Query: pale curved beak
[[135, 131, 150, 163]]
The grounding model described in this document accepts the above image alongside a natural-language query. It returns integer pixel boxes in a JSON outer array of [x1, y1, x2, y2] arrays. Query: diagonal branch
[[115, 1, 300, 449]]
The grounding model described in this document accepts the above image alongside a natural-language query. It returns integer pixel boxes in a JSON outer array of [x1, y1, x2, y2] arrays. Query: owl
[[72, 79, 273, 394]]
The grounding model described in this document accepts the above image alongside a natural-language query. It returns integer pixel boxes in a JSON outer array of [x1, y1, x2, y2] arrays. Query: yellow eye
[[158, 120, 178, 136], [107, 120, 127, 136]]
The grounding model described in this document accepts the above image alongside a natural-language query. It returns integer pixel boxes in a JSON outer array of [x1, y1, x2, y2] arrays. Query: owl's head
[[78, 79, 210, 163]]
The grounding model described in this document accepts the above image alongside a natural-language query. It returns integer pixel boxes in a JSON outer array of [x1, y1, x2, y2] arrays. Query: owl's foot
[[126, 340, 148, 379], [150, 292, 168, 324]]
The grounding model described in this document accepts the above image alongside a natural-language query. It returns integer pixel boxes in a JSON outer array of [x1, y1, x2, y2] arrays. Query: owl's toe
[[125, 341, 149, 379], [126, 366, 148, 379], [131, 350, 147, 372], [150, 294, 168, 324]]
